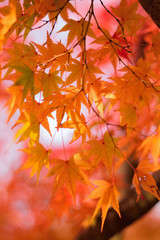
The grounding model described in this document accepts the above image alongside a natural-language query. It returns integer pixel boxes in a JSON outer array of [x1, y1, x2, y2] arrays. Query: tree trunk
[[76, 171, 160, 240], [138, 0, 160, 28]]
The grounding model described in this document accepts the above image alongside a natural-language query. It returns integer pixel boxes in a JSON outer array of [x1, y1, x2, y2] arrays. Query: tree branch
[[138, 0, 160, 28], [76, 171, 160, 240]]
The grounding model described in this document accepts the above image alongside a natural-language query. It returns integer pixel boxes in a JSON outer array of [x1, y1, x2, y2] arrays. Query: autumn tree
[[0, 0, 160, 239]]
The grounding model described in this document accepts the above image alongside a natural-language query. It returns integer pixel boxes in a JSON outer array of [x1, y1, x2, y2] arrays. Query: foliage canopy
[[0, 0, 160, 237]]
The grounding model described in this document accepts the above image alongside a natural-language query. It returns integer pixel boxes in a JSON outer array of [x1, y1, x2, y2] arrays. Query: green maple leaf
[[14, 63, 34, 101]]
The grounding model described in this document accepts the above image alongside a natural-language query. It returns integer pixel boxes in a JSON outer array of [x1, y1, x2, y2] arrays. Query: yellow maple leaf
[[21, 141, 51, 181], [87, 180, 121, 232], [23, 99, 54, 137], [14, 111, 40, 145]]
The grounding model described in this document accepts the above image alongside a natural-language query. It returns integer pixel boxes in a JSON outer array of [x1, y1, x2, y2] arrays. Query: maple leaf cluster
[[0, 0, 160, 233]]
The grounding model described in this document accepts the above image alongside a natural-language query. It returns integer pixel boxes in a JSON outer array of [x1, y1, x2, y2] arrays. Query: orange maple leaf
[[92, 30, 121, 72], [110, 58, 157, 107], [4, 85, 23, 123], [0, 1, 16, 49], [61, 110, 91, 143], [87, 180, 121, 232], [87, 131, 120, 172], [34, 34, 70, 74], [47, 155, 92, 201], [119, 103, 137, 131], [59, 18, 95, 47], [87, 77, 104, 117], [132, 159, 160, 201], [111, 0, 144, 36], [139, 125, 160, 166]]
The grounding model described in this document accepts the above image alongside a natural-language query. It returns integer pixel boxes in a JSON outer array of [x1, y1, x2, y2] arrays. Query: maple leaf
[[110, 58, 158, 107], [22, 99, 54, 136], [44, 86, 89, 129], [112, 32, 131, 63], [14, 111, 40, 144], [49, 0, 80, 23], [87, 77, 104, 117], [65, 59, 84, 85], [12, 97, 55, 145], [23, 13, 37, 41], [64, 86, 89, 114], [3, 42, 37, 74], [119, 103, 137, 131], [35, 70, 63, 97], [3, 0, 37, 41], [4, 85, 23, 123], [139, 125, 160, 166], [61, 110, 91, 143], [25, 0, 55, 21], [13, 63, 35, 101], [87, 180, 121, 232], [46, 155, 92, 201], [34, 34, 70, 74], [111, 0, 144, 36], [87, 132, 120, 172], [21, 141, 51, 181], [92, 30, 121, 72], [66, 59, 103, 87], [59, 18, 96, 47], [132, 159, 160, 201], [26, 0, 79, 24]]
